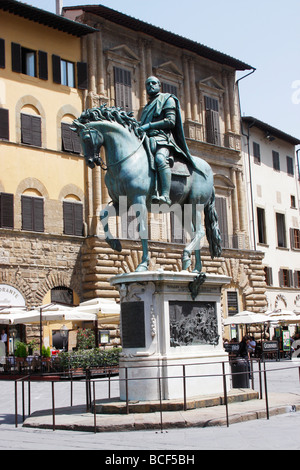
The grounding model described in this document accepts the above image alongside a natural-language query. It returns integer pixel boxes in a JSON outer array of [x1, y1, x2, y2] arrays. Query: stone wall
[[0, 230, 84, 307]]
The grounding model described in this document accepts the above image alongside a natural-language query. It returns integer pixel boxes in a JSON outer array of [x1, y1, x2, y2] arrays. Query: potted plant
[[15, 341, 28, 359], [14, 341, 28, 370], [27, 339, 38, 355], [42, 345, 51, 359]]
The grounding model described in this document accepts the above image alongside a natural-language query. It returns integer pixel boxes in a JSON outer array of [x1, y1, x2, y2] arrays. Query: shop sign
[[0, 284, 25, 307], [262, 341, 279, 352], [282, 331, 291, 351]]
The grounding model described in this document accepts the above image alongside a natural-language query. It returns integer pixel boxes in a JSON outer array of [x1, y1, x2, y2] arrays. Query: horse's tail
[[204, 188, 222, 259]]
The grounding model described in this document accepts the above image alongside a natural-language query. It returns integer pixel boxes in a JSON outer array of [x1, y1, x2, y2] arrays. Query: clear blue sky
[[17, 0, 300, 140]]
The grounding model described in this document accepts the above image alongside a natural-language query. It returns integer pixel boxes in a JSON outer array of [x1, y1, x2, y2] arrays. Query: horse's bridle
[[87, 127, 146, 172]]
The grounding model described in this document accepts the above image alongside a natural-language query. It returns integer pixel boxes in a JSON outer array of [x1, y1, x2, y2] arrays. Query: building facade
[[63, 4, 268, 332], [0, 0, 95, 346], [0, 2, 272, 348], [242, 116, 300, 313]]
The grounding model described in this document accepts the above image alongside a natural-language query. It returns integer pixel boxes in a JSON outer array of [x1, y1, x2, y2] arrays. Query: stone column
[[230, 168, 240, 235], [139, 41, 147, 109], [145, 42, 152, 78], [222, 72, 232, 132], [96, 31, 105, 96], [87, 33, 97, 102], [236, 169, 247, 233], [189, 59, 198, 122], [183, 56, 192, 120]]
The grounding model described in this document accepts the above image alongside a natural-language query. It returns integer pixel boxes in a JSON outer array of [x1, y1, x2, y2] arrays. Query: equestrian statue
[[72, 76, 222, 273]]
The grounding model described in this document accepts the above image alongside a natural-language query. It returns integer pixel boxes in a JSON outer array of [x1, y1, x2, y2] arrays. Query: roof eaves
[[0, 0, 98, 37], [64, 4, 253, 71], [242, 116, 300, 145]]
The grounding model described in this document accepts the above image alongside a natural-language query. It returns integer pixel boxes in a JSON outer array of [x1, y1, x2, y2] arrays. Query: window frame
[[257, 207, 267, 244], [0, 193, 14, 229], [21, 113, 42, 147], [253, 142, 261, 164], [272, 150, 280, 172], [276, 212, 286, 248], [286, 156, 294, 176], [21, 195, 44, 233], [0, 108, 9, 141], [63, 201, 83, 237], [114, 66, 133, 112], [61, 122, 81, 154]]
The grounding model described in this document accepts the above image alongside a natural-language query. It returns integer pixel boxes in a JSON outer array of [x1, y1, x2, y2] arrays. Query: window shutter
[[288, 270, 294, 288], [266, 267, 273, 286], [61, 123, 81, 154], [52, 54, 61, 84], [162, 82, 178, 96], [279, 269, 284, 288], [77, 62, 88, 90], [63, 202, 74, 235], [290, 228, 295, 249], [61, 123, 73, 152], [38, 51, 48, 80], [31, 115, 42, 147], [114, 67, 132, 111], [22, 196, 44, 232], [253, 142, 261, 164], [22, 196, 33, 231], [206, 109, 221, 146], [74, 203, 83, 236], [0, 108, 9, 140], [11, 43, 21, 73], [294, 271, 300, 288], [33, 198, 44, 232], [21, 114, 41, 147], [21, 114, 32, 145], [72, 130, 82, 154], [215, 197, 228, 248], [0, 39, 5, 69], [0, 193, 14, 229]]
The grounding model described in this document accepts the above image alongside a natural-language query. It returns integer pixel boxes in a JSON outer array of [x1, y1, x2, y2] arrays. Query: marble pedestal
[[111, 271, 231, 402]]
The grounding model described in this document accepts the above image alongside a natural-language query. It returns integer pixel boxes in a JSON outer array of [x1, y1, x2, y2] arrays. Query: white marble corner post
[[111, 271, 231, 401]]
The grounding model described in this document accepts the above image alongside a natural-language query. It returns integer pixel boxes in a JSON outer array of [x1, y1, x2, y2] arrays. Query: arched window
[[51, 286, 73, 305], [20, 105, 41, 147], [63, 195, 83, 236], [21, 189, 44, 233], [61, 115, 81, 154]]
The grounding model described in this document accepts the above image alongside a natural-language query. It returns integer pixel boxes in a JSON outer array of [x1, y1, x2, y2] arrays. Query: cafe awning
[[224, 310, 271, 326], [0, 298, 120, 325], [266, 309, 300, 324]]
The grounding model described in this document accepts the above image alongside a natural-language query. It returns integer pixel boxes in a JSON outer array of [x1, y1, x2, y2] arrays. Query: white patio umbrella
[[266, 309, 300, 324], [224, 310, 270, 326]]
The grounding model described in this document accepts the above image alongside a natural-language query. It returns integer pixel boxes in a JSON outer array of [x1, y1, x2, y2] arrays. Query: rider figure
[[139, 76, 194, 206]]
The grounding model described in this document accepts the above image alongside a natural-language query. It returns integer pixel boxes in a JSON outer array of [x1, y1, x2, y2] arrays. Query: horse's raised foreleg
[[182, 202, 205, 273], [99, 204, 122, 252]]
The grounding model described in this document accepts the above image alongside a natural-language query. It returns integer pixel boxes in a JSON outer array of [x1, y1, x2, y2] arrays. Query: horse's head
[[71, 120, 104, 169]]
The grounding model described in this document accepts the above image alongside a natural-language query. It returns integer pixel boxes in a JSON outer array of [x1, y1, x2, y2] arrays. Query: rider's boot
[[152, 165, 172, 206]]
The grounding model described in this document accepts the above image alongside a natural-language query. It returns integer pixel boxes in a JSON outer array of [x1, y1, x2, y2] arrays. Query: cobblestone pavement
[[0, 360, 299, 450]]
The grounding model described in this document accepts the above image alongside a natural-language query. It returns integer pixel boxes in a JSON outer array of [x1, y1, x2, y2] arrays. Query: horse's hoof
[[182, 251, 191, 271], [135, 261, 149, 272], [192, 267, 202, 274]]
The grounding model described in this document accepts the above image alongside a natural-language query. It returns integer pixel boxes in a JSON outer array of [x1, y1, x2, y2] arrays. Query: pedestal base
[[111, 271, 231, 402]]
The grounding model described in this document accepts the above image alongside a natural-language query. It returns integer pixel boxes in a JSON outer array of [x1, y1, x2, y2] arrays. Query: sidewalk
[[22, 389, 300, 433]]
